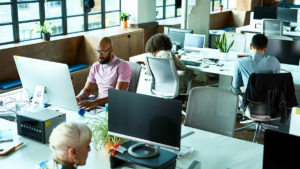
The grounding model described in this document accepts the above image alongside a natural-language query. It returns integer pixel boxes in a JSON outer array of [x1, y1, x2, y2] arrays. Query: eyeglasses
[[95, 47, 111, 55]]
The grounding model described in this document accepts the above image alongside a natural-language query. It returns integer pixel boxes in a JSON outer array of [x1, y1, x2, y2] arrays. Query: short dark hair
[[251, 34, 268, 50], [145, 33, 172, 53]]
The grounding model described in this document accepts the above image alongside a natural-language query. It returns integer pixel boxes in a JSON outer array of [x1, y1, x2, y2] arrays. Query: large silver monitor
[[14, 56, 78, 111]]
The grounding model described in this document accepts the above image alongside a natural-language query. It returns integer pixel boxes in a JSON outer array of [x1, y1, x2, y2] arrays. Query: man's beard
[[99, 52, 111, 64]]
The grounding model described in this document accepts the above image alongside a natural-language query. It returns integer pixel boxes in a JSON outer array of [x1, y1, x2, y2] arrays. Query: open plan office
[[1, 0, 300, 169]]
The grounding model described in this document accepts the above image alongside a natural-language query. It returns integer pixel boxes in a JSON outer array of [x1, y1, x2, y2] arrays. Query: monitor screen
[[277, 7, 298, 23], [184, 33, 205, 50], [254, 7, 277, 19], [169, 28, 193, 49], [108, 89, 182, 151], [263, 130, 300, 169], [14, 56, 78, 111], [265, 39, 300, 65]]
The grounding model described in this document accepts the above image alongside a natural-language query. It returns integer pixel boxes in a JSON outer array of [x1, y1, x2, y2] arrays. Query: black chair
[[235, 73, 298, 142]]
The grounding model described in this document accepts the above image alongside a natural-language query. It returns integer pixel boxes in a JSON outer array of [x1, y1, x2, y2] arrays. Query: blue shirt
[[232, 52, 280, 90]]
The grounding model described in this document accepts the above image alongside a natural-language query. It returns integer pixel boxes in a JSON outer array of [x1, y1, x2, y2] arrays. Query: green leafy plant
[[120, 12, 131, 22], [219, 4, 223, 7], [86, 116, 121, 151], [30, 21, 56, 34], [215, 32, 234, 53]]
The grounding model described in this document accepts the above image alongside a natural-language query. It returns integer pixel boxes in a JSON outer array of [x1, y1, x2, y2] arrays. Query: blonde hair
[[49, 122, 92, 158]]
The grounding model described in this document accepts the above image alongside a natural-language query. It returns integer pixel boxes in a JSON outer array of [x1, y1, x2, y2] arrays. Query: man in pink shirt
[[76, 37, 132, 110]]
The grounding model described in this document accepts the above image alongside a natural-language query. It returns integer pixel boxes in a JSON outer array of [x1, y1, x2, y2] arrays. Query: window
[[156, 0, 181, 20], [211, 0, 230, 12], [0, 0, 121, 45]]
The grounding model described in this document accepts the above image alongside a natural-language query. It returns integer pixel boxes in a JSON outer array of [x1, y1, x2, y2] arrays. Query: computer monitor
[[168, 28, 193, 52], [265, 39, 300, 65], [184, 33, 205, 51], [263, 130, 300, 169], [254, 7, 277, 19], [277, 7, 298, 23], [14, 56, 78, 111], [108, 89, 182, 157]]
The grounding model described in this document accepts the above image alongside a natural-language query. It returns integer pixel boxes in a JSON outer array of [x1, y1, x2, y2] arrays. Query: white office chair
[[184, 87, 239, 137], [146, 56, 179, 99], [126, 61, 142, 93]]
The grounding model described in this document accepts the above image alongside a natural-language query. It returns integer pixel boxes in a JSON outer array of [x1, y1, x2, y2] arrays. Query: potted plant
[[120, 12, 131, 28], [219, 4, 223, 12], [31, 21, 56, 41], [86, 116, 122, 154], [215, 32, 234, 60]]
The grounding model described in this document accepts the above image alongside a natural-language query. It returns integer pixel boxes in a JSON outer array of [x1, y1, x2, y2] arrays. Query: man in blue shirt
[[232, 34, 280, 95]]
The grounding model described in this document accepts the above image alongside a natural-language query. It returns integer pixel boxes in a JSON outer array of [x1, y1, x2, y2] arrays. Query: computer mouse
[[203, 65, 209, 68]]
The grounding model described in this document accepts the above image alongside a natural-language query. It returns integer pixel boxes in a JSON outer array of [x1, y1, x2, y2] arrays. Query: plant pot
[[104, 139, 122, 155], [219, 51, 228, 61], [42, 32, 51, 41], [219, 7, 223, 12], [121, 21, 128, 28]]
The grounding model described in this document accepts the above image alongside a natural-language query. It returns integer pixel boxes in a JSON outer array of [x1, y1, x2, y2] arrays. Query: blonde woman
[[36, 122, 92, 169]]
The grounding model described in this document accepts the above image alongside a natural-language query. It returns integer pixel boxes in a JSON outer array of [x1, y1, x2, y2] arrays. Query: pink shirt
[[87, 56, 132, 99]]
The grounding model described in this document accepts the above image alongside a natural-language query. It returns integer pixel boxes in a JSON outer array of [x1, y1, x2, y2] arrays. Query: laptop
[[263, 130, 300, 169]]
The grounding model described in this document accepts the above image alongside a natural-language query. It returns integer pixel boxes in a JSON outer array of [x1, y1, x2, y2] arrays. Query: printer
[[17, 109, 66, 143]]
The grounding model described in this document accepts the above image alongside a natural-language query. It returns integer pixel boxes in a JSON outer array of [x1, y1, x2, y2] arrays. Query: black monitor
[[263, 130, 300, 169], [175, 0, 181, 8], [265, 39, 300, 65], [277, 7, 298, 23], [108, 89, 182, 158], [168, 28, 193, 52], [254, 7, 277, 19]]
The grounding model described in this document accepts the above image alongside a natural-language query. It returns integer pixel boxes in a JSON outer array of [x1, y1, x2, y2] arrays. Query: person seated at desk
[[145, 33, 191, 92], [232, 34, 280, 108], [76, 37, 132, 110], [36, 122, 92, 169]]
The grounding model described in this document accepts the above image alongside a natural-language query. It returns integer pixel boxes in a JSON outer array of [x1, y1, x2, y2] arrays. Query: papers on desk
[[0, 129, 13, 143], [289, 107, 300, 137]]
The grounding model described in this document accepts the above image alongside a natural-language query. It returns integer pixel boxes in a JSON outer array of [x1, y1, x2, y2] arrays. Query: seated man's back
[[232, 34, 280, 95]]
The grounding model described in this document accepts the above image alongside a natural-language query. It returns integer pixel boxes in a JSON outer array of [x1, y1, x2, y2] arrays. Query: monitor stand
[[128, 143, 159, 158]]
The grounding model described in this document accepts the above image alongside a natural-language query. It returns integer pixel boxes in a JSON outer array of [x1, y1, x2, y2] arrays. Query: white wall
[[122, 0, 156, 25]]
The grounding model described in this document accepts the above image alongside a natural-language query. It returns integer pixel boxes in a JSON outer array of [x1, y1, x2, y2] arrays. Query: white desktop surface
[[130, 48, 300, 86], [0, 108, 264, 169], [236, 24, 300, 37]]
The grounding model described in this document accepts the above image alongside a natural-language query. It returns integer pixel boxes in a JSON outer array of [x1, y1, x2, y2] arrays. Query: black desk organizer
[[110, 141, 177, 169]]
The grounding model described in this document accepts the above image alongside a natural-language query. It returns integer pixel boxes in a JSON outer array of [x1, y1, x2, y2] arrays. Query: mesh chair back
[[184, 87, 238, 137], [126, 61, 142, 92], [146, 56, 179, 98]]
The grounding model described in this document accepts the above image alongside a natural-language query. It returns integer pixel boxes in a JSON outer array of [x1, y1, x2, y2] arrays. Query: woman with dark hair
[[145, 33, 186, 71]]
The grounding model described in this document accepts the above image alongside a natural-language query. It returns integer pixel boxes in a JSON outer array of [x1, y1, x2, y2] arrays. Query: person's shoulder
[[91, 61, 100, 67], [237, 56, 251, 64], [115, 57, 131, 69], [35, 160, 60, 169], [266, 55, 280, 64]]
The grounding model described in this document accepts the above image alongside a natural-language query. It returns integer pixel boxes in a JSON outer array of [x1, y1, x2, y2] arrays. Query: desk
[[130, 48, 300, 88], [236, 24, 300, 38], [0, 107, 264, 169]]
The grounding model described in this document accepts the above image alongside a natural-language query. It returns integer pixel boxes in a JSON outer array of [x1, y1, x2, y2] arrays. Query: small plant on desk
[[215, 32, 234, 53], [86, 116, 122, 154]]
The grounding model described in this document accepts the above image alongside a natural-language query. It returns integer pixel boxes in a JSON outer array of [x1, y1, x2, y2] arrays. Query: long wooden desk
[[0, 107, 264, 169]]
